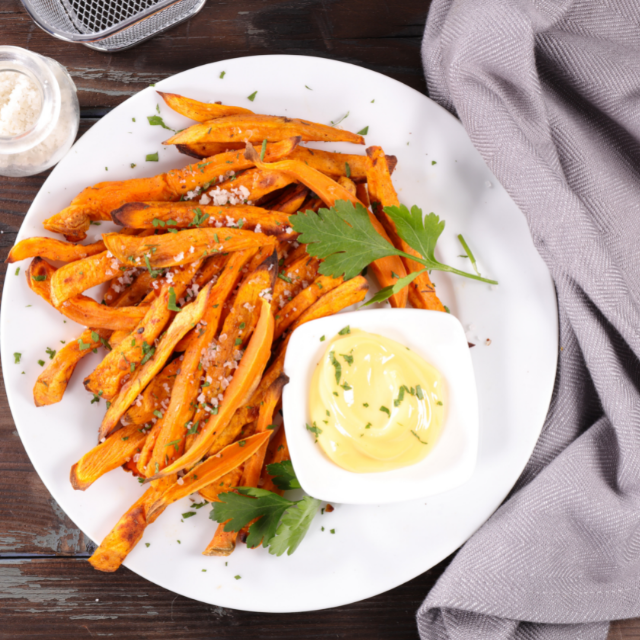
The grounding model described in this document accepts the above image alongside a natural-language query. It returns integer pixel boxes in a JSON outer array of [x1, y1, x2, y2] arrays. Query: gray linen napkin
[[418, 1, 640, 638]]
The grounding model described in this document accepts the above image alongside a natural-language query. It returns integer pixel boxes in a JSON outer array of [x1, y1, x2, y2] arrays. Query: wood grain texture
[[0, 0, 638, 637]]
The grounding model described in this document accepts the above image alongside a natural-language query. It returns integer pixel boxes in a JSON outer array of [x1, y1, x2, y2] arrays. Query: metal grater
[[20, 0, 207, 52]]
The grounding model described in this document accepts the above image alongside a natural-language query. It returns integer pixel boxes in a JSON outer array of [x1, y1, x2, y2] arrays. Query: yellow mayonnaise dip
[[309, 328, 445, 473]]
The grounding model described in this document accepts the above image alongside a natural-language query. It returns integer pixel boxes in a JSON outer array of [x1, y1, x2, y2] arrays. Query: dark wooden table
[[0, 1, 637, 638]]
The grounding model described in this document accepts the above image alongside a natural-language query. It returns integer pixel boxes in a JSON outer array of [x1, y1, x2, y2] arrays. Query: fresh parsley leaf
[[384, 205, 497, 284], [457, 234, 481, 276], [212, 487, 292, 547], [363, 269, 427, 307], [329, 351, 341, 384], [268, 495, 322, 556], [292, 201, 399, 280], [168, 287, 181, 312], [146, 152, 159, 162], [147, 115, 174, 132], [266, 460, 301, 491]]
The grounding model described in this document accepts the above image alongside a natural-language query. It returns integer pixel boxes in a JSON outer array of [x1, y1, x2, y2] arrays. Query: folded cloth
[[418, 1, 640, 638]]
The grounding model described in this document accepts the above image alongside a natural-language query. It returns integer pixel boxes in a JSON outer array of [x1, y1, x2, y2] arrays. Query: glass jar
[[0, 46, 79, 177]]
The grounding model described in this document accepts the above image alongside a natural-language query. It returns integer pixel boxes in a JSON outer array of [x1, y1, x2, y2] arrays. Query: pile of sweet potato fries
[[7, 92, 444, 571]]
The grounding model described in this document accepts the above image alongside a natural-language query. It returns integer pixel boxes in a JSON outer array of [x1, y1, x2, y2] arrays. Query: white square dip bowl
[[282, 308, 479, 505]]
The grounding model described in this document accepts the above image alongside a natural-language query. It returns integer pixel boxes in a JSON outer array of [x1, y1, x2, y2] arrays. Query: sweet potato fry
[[356, 182, 370, 207], [272, 253, 320, 311], [261, 427, 291, 494], [43, 139, 300, 241], [176, 142, 245, 159], [288, 146, 397, 182], [188, 252, 276, 440], [132, 417, 165, 478], [123, 356, 183, 426], [7, 237, 105, 263], [288, 275, 369, 334], [85, 261, 201, 400], [70, 422, 148, 491], [164, 114, 364, 146], [111, 202, 291, 238], [215, 167, 297, 204], [198, 467, 243, 503], [50, 251, 121, 307], [33, 328, 106, 406], [366, 146, 445, 312], [98, 281, 212, 440], [143, 253, 257, 476], [158, 92, 253, 121], [193, 253, 229, 289], [146, 432, 271, 521], [264, 184, 308, 214], [203, 405, 260, 457], [244, 144, 408, 308], [231, 375, 288, 545], [338, 176, 357, 196], [88, 477, 173, 573], [26, 257, 147, 331], [103, 228, 272, 269], [150, 297, 274, 479], [104, 270, 154, 307], [275, 274, 343, 339]]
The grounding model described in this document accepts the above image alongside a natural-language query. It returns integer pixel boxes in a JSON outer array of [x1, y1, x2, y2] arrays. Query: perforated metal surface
[[20, 0, 206, 51]]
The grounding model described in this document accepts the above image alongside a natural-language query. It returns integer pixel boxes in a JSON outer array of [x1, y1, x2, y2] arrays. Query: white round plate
[[1, 55, 557, 613]]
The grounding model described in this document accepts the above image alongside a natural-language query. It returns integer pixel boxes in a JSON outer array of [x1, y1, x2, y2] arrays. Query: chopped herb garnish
[[363, 402, 369, 407], [191, 207, 210, 227], [14, 267, 19, 276], [457, 234, 481, 276], [78, 337, 92, 351], [168, 287, 181, 312], [147, 115, 174, 132], [380, 406, 391, 416], [340, 382, 352, 390], [436, 400, 443, 406], [345, 162, 351, 178], [305, 85, 312, 90], [260, 139, 267, 162], [182, 511, 196, 519], [338, 325, 351, 335], [394, 386, 406, 407], [340, 353, 353, 365], [31, 274, 46, 282], [13, 352, 21, 364], [220, 71, 226, 79], [234, 575, 241, 580], [411, 430, 429, 445], [247, 91, 258, 102], [416, 385, 424, 400], [154, 410, 163, 419], [131, 163, 136, 168], [330, 111, 349, 126], [45, 347, 56, 360], [357, 126, 369, 135], [320, 335, 325, 341], [278, 272, 292, 283], [187, 420, 200, 435], [146, 152, 159, 162], [306, 422, 323, 441], [37, 359, 45, 367], [329, 351, 342, 385]]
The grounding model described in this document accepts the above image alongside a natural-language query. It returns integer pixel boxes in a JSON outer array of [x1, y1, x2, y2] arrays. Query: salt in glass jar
[[0, 46, 79, 177]]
